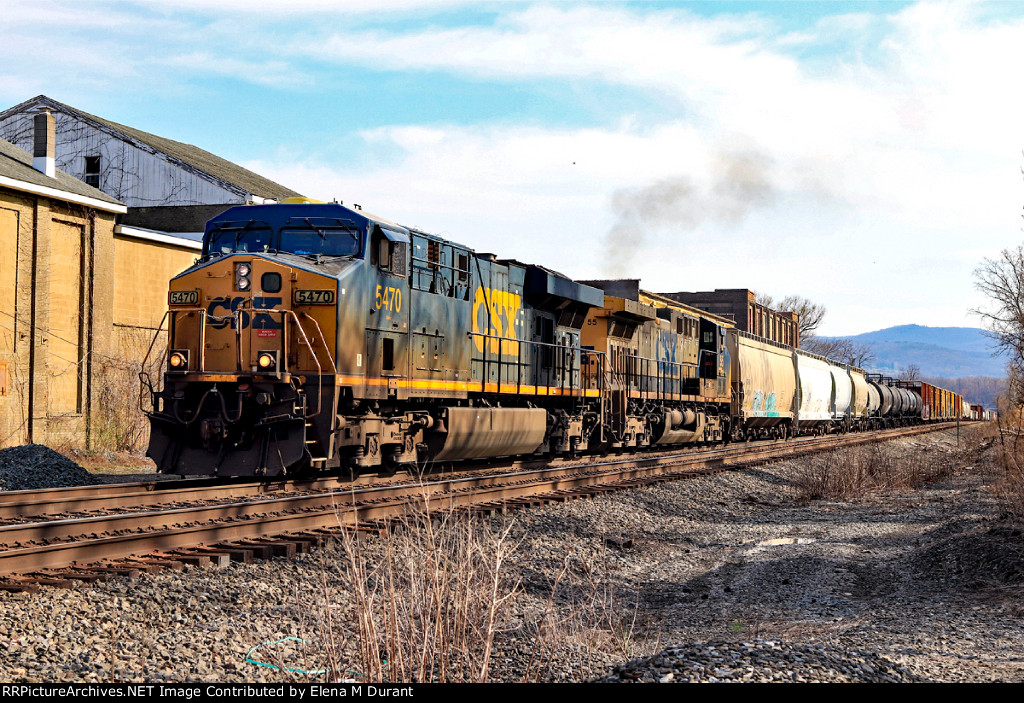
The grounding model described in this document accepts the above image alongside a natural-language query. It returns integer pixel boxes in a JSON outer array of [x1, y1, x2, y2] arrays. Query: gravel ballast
[[0, 444, 100, 490], [0, 428, 1021, 683]]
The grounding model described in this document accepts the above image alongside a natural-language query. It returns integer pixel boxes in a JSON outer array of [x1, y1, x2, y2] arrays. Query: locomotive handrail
[[297, 312, 338, 373], [285, 309, 323, 417], [139, 309, 172, 412], [141, 304, 336, 419], [468, 328, 609, 444], [229, 304, 336, 418], [609, 350, 701, 401], [409, 250, 470, 299], [467, 330, 605, 399]]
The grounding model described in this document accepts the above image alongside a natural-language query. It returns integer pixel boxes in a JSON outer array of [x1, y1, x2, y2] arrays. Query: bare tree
[[802, 336, 876, 367], [846, 342, 876, 369], [973, 245, 1024, 401], [898, 364, 921, 381], [777, 295, 826, 341], [754, 292, 826, 342]]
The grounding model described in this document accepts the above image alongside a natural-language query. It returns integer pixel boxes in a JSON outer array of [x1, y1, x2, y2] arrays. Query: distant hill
[[821, 324, 1008, 378]]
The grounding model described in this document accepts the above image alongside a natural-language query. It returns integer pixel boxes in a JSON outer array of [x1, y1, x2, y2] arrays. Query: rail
[[0, 423, 957, 583]]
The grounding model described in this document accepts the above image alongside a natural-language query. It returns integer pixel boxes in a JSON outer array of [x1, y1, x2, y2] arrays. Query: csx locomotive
[[143, 202, 969, 477]]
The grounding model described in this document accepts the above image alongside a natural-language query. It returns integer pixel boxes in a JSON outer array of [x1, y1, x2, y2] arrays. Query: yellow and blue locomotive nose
[[153, 246, 341, 476]]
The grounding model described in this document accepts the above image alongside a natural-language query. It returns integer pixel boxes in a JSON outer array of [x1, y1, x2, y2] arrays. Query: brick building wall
[[113, 234, 198, 330], [0, 189, 118, 448], [660, 288, 800, 347], [110, 231, 199, 400]]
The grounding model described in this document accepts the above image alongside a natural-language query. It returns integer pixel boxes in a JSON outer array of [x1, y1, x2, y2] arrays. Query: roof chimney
[[32, 109, 55, 178]]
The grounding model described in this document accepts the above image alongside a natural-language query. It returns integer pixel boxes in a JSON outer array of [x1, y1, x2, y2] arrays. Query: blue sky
[[3, 0, 1023, 335]]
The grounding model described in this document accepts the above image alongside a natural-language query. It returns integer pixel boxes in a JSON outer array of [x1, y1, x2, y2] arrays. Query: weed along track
[[0, 424, 954, 591]]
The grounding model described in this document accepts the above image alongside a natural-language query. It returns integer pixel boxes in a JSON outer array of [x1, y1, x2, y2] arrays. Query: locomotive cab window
[[375, 226, 409, 276], [280, 225, 360, 258], [204, 222, 273, 256]]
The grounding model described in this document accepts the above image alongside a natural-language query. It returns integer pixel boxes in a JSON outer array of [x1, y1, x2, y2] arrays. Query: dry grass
[[316, 504, 521, 683], [792, 438, 964, 502], [309, 494, 646, 683], [991, 401, 1024, 520], [516, 544, 646, 681], [93, 328, 163, 452]]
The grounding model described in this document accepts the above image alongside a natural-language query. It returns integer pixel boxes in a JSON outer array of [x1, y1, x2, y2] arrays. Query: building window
[[84, 156, 101, 188]]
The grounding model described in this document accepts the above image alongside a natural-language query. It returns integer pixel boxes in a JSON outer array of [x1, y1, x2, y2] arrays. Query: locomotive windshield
[[280, 222, 361, 258], [203, 217, 362, 260], [205, 221, 273, 255]]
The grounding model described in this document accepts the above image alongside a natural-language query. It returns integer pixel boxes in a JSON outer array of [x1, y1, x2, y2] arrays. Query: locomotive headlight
[[168, 350, 189, 373], [235, 263, 252, 291], [256, 350, 279, 372]]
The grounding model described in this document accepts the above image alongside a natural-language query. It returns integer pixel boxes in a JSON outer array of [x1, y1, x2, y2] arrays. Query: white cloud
[[3, 0, 1021, 336], [165, 53, 313, 89], [248, 1, 1024, 334], [133, 0, 475, 15]]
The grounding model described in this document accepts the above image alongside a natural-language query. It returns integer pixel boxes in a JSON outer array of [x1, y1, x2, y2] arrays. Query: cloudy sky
[[2, 0, 1022, 335]]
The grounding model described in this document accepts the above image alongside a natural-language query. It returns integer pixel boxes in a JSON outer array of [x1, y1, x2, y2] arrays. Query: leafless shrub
[[309, 494, 647, 683], [93, 328, 162, 452], [792, 441, 961, 501], [316, 502, 522, 683], [992, 399, 1024, 520]]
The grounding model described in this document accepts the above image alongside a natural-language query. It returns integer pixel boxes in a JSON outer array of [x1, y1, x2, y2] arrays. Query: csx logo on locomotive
[[207, 296, 282, 330], [472, 286, 521, 355]]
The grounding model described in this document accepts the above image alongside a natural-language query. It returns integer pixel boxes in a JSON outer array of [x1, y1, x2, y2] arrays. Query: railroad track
[[0, 423, 957, 591]]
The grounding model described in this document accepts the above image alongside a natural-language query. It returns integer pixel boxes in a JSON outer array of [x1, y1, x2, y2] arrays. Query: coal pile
[[0, 444, 101, 491]]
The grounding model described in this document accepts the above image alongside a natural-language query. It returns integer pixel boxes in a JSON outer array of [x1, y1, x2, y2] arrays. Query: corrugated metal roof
[[0, 136, 124, 207], [0, 96, 302, 201]]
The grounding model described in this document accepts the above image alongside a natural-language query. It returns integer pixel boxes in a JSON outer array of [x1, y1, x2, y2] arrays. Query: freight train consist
[[143, 202, 980, 477]]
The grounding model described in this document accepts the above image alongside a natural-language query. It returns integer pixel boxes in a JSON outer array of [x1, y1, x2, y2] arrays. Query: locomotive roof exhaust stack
[[32, 109, 56, 178]]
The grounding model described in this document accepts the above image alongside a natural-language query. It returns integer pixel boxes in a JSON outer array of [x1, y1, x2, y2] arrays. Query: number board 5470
[[294, 289, 336, 305], [169, 290, 199, 306]]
